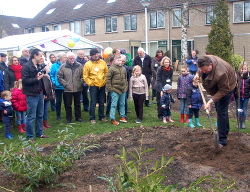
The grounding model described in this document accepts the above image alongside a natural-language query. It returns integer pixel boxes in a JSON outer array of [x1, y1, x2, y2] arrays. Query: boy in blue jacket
[[0, 91, 14, 139], [186, 79, 203, 128]]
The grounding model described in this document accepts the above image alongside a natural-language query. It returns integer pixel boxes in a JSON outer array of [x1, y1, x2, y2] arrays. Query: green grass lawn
[[0, 98, 248, 150]]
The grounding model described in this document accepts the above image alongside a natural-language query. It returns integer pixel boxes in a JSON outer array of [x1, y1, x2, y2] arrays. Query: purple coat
[[177, 73, 194, 99]]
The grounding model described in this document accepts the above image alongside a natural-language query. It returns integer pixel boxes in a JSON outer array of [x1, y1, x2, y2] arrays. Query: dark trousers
[[89, 86, 106, 120], [145, 76, 151, 105], [162, 108, 171, 117], [132, 93, 145, 120], [3, 116, 12, 135], [63, 91, 81, 121], [188, 108, 199, 119], [215, 90, 233, 146], [82, 85, 89, 110], [156, 91, 162, 118], [55, 89, 64, 117]]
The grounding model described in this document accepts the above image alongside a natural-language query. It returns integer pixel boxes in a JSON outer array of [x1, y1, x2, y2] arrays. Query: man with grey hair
[[133, 47, 152, 107], [76, 50, 89, 112], [19, 48, 30, 66], [58, 52, 84, 124]]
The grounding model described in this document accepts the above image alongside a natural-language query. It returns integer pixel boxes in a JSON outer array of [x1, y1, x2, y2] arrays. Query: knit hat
[[163, 84, 172, 91], [0, 53, 7, 57], [89, 48, 99, 56]]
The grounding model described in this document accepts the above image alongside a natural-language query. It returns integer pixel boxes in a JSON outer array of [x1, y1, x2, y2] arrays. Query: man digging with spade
[[194, 55, 236, 148]]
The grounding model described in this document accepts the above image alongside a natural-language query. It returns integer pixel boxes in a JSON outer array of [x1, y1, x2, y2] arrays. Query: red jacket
[[11, 88, 27, 112]]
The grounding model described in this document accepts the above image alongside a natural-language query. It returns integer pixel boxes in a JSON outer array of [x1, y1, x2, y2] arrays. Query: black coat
[[133, 54, 152, 78], [19, 56, 29, 66], [234, 73, 250, 99], [0, 62, 7, 73], [4, 66, 16, 91], [154, 66, 173, 92], [22, 61, 43, 96]]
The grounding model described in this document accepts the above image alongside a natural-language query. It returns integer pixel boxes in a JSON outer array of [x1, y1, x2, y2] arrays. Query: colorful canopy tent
[[0, 29, 103, 52]]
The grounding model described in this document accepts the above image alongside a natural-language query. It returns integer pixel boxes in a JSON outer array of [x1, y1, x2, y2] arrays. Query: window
[[41, 26, 49, 32], [26, 28, 34, 33], [53, 25, 61, 31], [73, 3, 84, 9], [124, 14, 137, 31], [233, 1, 250, 23], [12, 23, 20, 28], [150, 11, 165, 28], [70, 21, 81, 35], [106, 17, 117, 32], [107, 0, 116, 3], [172, 9, 189, 27], [206, 5, 214, 24], [85, 19, 95, 35], [46, 8, 56, 15]]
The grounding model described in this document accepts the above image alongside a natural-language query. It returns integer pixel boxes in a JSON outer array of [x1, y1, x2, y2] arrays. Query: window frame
[[41, 26, 49, 32], [70, 21, 81, 35], [150, 11, 165, 29], [206, 5, 214, 25], [233, 1, 250, 23], [124, 14, 137, 31], [172, 8, 189, 28], [26, 28, 34, 33], [85, 19, 95, 35], [105, 16, 118, 33]]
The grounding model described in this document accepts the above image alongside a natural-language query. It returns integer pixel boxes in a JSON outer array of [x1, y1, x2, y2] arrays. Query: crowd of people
[[0, 47, 247, 148]]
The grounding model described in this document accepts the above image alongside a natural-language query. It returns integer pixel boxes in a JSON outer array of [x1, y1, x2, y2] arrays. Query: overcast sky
[[0, 0, 54, 18]]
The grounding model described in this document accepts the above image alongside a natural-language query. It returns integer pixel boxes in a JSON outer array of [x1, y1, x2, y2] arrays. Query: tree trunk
[[181, 1, 189, 65]]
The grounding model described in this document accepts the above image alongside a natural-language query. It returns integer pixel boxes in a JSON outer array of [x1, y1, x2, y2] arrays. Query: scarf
[[11, 64, 22, 80], [155, 56, 163, 61], [163, 66, 170, 72]]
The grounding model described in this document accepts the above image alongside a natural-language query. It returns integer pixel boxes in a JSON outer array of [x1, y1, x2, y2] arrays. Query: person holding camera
[[22, 48, 49, 142]]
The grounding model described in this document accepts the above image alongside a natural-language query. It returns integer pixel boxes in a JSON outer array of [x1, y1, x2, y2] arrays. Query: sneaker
[[5, 134, 13, 139], [219, 144, 225, 148], [76, 118, 84, 122], [100, 118, 108, 122], [90, 120, 96, 124], [111, 119, 119, 125], [39, 134, 49, 138], [120, 117, 127, 123], [136, 119, 142, 123]]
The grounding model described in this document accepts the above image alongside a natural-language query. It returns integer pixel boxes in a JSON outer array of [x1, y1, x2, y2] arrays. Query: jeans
[[26, 93, 44, 139], [89, 86, 106, 120], [235, 98, 249, 117], [64, 91, 81, 121], [110, 91, 126, 120], [55, 89, 64, 117], [215, 90, 233, 146], [43, 100, 49, 120], [3, 116, 12, 135], [106, 92, 111, 115], [16, 111, 26, 125], [132, 93, 145, 120], [50, 99, 56, 111], [82, 85, 89, 110], [179, 98, 188, 114]]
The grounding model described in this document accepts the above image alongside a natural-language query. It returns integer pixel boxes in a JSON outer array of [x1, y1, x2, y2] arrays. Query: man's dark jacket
[[132, 54, 152, 78]]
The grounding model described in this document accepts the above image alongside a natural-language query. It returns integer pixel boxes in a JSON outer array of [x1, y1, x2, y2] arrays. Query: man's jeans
[[89, 86, 106, 120], [26, 93, 44, 139], [110, 91, 126, 120]]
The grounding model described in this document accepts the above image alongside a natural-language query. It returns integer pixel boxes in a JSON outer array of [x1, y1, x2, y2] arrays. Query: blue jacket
[[0, 98, 13, 117], [0, 70, 4, 92], [160, 92, 175, 109], [186, 56, 198, 73], [50, 61, 64, 90], [186, 85, 203, 109]]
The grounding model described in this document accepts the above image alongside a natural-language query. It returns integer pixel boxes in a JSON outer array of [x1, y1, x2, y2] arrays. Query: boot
[[180, 114, 184, 123], [18, 125, 25, 133], [163, 117, 167, 123], [241, 116, 246, 129], [42, 121, 47, 129], [43, 120, 51, 128], [185, 114, 189, 123], [168, 116, 174, 123], [22, 124, 26, 131], [189, 119, 195, 128], [195, 118, 202, 127]]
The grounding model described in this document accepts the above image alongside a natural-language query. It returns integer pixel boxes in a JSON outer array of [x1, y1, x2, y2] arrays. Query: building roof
[[26, 0, 216, 28], [0, 15, 31, 37]]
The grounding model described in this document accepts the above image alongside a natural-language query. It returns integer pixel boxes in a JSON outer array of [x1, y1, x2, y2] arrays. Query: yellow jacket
[[83, 59, 108, 87]]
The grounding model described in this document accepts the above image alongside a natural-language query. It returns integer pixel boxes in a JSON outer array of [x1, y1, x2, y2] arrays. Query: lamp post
[[140, 0, 151, 54]]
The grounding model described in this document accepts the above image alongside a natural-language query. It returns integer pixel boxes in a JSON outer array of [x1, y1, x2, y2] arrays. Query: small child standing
[[177, 65, 194, 123], [0, 91, 14, 139], [11, 79, 27, 133], [186, 79, 203, 128], [129, 65, 148, 123], [160, 84, 176, 123], [106, 55, 128, 125]]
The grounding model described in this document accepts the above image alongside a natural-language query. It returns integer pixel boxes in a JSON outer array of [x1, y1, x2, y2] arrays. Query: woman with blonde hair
[[153, 56, 174, 121]]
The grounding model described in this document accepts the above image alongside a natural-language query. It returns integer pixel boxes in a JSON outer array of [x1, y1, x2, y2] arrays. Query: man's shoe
[[39, 134, 49, 138], [76, 118, 84, 122], [100, 118, 108, 122], [120, 117, 127, 123], [136, 119, 142, 123], [111, 119, 119, 125], [90, 120, 96, 124]]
